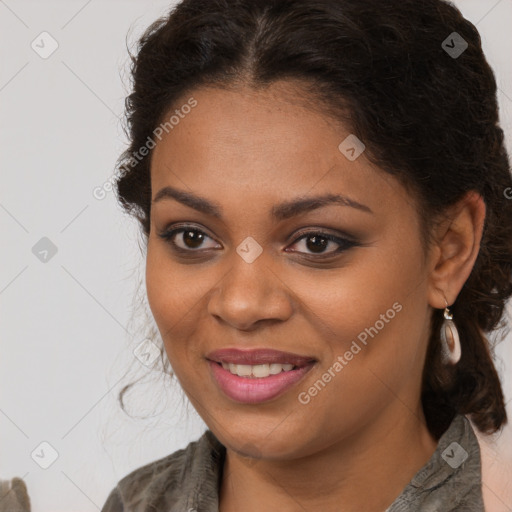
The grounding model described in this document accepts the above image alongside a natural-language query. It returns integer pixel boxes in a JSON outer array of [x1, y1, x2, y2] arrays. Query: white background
[[0, 1, 511, 510]]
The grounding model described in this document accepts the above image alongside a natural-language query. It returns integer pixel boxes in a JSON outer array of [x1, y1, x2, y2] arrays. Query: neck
[[219, 407, 438, 512]]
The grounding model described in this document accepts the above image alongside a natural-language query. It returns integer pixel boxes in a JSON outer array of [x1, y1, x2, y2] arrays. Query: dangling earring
[[440, 297, 461, 365]]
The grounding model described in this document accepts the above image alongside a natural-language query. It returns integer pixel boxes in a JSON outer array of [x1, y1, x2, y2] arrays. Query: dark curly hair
[[115, 0, 512, 439]]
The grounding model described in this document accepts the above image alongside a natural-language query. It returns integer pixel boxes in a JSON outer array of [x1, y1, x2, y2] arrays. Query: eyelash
[[157, 224, 358, 259]]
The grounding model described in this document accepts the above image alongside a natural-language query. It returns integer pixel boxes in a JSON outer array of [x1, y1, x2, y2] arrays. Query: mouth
[[206, 348, 317, 404]]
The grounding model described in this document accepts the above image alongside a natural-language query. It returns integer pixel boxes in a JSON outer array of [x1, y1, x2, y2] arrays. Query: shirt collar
[[183, 414, 481, 511]]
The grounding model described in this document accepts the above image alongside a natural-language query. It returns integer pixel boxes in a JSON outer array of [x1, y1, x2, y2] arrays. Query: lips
[[205, 348, 317, 404], [206, 348, 316, 367]]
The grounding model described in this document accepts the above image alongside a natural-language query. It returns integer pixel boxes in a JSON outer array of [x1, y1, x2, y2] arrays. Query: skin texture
[[146, 80, 486, 512]]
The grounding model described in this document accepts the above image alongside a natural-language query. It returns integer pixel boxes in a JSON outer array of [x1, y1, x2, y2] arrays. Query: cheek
[[145, 240, 215, 369], [294, 252, 416, 344], [306, 234, 426, 378], [334, 246, 427, 392], [146, 243, 175, 325], [145, 242, 192, 359]]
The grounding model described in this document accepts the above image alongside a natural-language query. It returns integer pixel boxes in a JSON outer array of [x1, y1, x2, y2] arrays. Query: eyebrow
[[152, 185, 373, 220]]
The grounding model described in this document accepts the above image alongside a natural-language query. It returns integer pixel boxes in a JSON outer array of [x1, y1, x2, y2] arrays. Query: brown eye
[[286, 231, 358, 257], [158, 226, 220, 252], [179, 229, 206, 249], [299, 234, 330, 253]]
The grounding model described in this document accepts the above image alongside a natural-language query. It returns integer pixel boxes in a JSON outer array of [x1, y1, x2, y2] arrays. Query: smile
[[206, 348, 316, 404]]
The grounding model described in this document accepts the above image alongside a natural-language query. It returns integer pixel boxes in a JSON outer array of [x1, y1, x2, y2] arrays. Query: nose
[[207, 253, 293, 331]]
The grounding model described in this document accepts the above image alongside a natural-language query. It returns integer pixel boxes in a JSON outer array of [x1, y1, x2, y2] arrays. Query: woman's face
[[146, 81, 437, 459]]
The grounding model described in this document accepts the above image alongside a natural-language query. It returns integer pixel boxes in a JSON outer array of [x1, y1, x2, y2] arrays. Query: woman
[[102, 0, 512, 510]]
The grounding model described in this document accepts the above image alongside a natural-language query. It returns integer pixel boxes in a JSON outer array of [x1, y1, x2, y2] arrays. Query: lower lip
[[207, 360, 315, 404]]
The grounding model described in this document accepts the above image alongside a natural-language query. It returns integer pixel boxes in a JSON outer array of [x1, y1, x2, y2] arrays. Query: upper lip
[[206, 348, 316, 367]]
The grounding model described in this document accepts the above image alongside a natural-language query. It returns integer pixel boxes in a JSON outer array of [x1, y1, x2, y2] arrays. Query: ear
[[427, 190, 486, 309]]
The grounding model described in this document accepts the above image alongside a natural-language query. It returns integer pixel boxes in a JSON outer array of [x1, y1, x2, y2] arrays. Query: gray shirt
[[101, 414, 484, 511]]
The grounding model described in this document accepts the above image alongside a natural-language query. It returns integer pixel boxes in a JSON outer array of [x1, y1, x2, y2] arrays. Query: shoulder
[[387, 414, 485, 512], [101, 430, 224, 512]]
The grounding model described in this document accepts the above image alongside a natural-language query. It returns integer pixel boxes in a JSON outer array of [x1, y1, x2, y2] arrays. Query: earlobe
[[426, 190, 486, 309]]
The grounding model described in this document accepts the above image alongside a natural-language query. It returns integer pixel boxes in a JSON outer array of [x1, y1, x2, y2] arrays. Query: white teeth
[[252, 364, 270, 378], [234, 364, 252, 377], [221, 362, 297, 378], [269, 363, 283, 375]]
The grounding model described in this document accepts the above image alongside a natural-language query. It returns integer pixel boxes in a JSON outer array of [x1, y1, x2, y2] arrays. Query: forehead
[[152, 84, 364, 180]]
